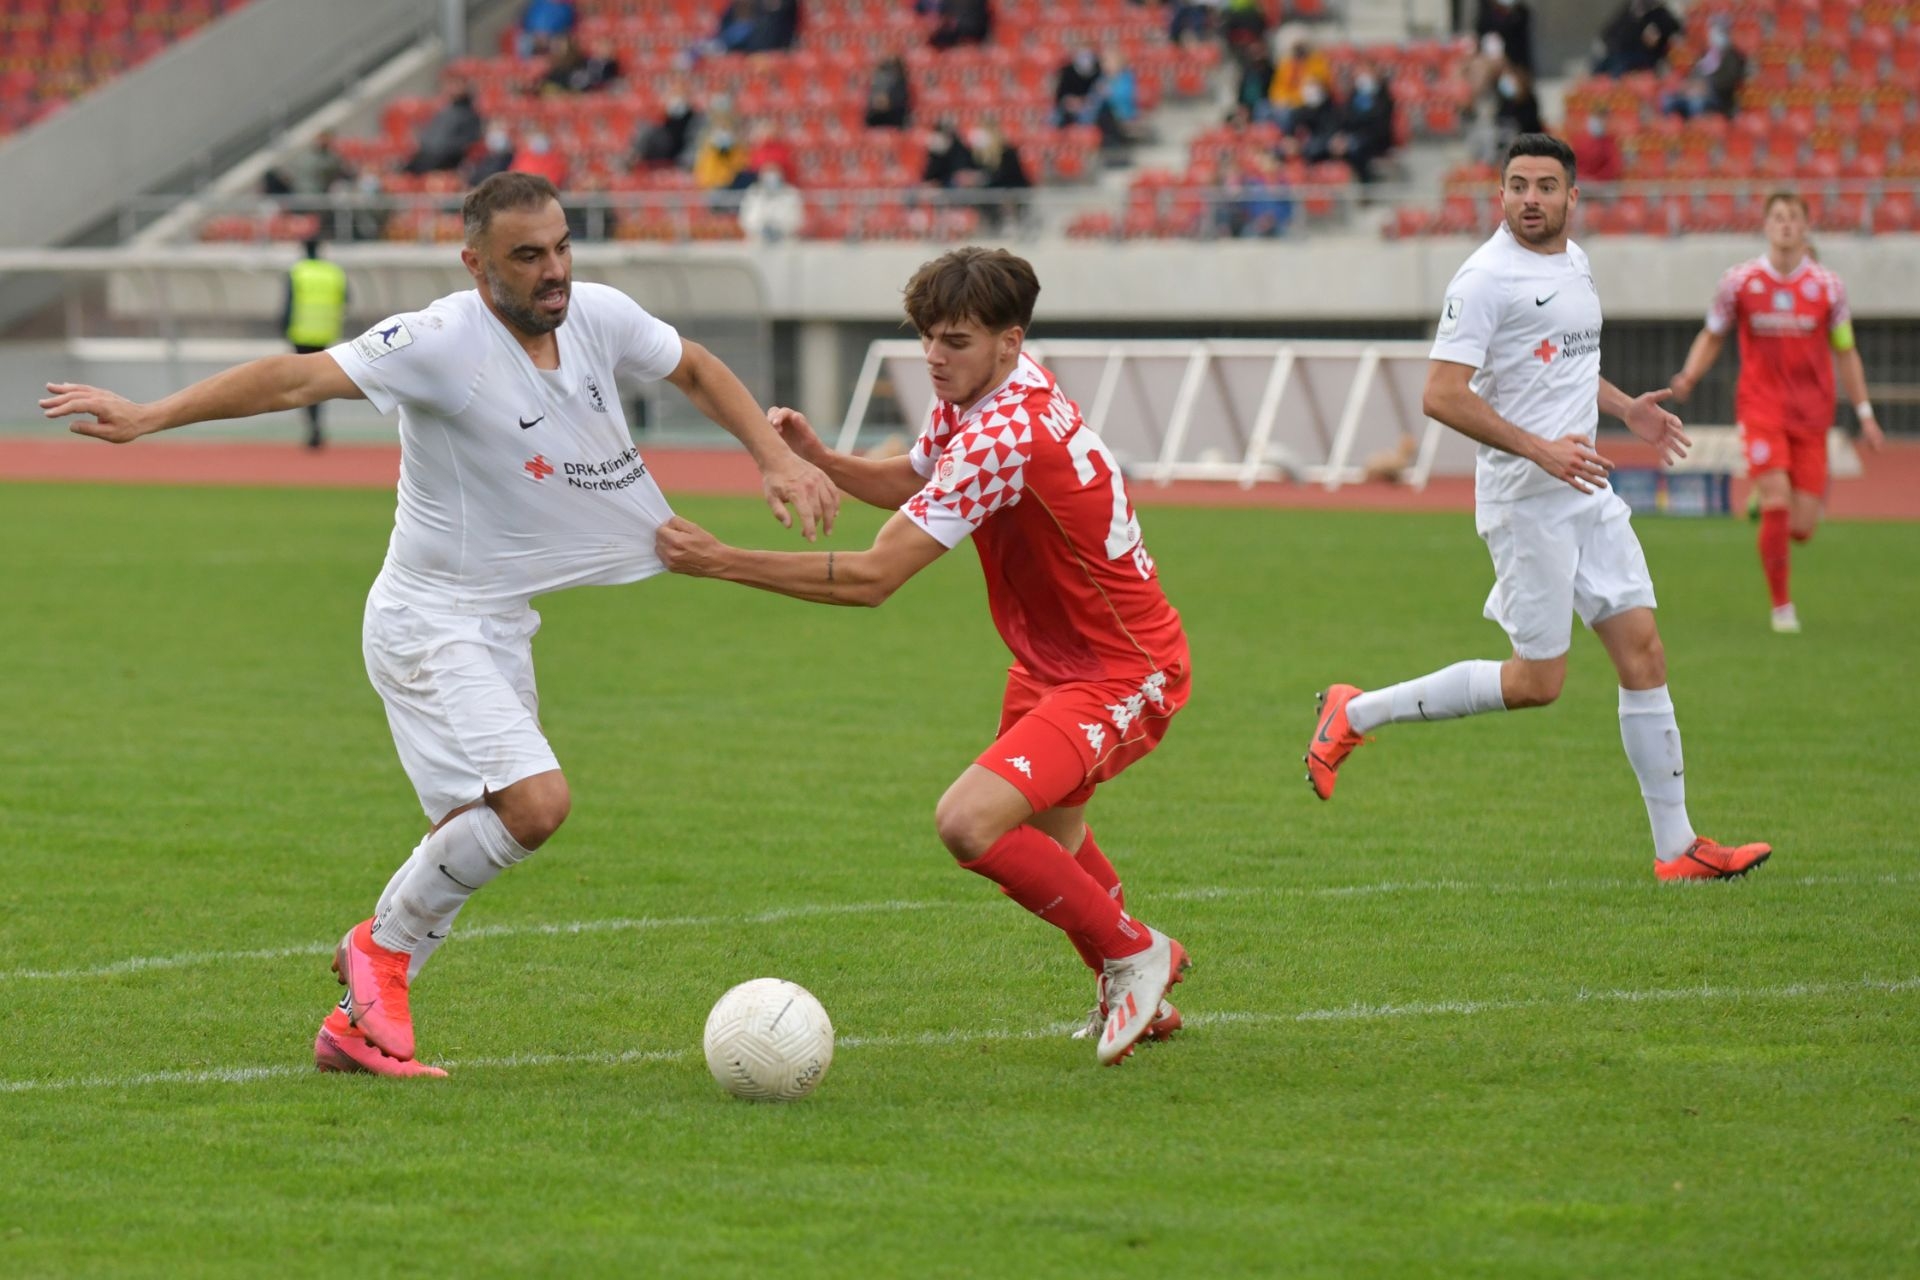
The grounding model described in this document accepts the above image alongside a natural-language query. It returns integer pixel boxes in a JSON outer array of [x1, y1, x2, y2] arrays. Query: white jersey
[[329, 282, 684, 614], [1429, 223, 1604, 505]]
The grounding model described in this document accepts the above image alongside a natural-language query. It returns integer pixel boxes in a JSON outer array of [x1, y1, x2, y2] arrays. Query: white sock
[[1618, 685, 1697, 860], [370, 805, 530, 958], [1346, 660, 1506, 735]]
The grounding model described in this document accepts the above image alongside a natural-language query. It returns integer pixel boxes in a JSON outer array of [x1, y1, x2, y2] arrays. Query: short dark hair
[[463, 172, 560, 244], [1502, 133, 1577, 184], [902, 246, 1040, 335], [1765, 190, 1808, 217]]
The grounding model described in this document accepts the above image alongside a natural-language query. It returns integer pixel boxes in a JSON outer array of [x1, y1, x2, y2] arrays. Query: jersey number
[[1067, 428, 1153, 578]]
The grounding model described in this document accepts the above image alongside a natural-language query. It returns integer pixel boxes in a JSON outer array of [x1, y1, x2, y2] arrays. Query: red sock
[[1067, 827, 1124, 971], [1758, 507, 1791, 607], [961, 827, 1149, 961]]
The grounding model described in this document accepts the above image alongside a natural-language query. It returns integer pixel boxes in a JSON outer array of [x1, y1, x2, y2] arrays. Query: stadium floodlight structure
[[836, 338, 1471, 490]]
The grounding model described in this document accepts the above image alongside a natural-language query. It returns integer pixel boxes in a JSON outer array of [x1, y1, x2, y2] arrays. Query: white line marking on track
[[7, 871, 1915, 985], [2, 976, 1912, 1095]]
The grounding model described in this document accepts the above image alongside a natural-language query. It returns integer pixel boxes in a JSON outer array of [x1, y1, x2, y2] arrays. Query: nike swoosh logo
[[1535, 293, 1557, 306], [437, 863, 481, 891], [425, 931, 447, 940], [518, 414, 544, 430]]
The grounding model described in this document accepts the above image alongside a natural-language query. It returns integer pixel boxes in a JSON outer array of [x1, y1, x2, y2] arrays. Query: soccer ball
[[702, 978, 834, 1101]]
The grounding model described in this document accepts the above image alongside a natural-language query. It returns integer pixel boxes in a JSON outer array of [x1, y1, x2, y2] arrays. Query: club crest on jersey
[[1772, 289, 1794, 312], [937, 454, 957, 483], [583, 374, 607, 413], [1800, 278, 1822, 302]]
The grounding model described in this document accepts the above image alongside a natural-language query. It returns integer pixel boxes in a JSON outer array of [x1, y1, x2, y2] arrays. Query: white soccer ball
[[702, 978, 834, 1101]]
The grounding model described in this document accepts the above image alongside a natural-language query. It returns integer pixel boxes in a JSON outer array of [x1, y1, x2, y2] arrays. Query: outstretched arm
[[1599, 376, 1692, 465], [1669, 328, 1724, 402], [41, 352, 364, 443], [765, 405, 927, 510], [1422, 359, 1613, 493], [664, 340, 839, 540], [655, 510, 946, 607]]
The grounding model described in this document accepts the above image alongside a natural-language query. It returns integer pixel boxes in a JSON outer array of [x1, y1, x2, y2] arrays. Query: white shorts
[[1475, 487, 1657, 661], [362, 584, 559, 823]]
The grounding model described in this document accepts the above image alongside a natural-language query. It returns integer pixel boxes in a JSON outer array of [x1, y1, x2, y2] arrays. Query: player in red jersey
[[1670, 192, 1884, 632], [655, 247, 1190, 1065]]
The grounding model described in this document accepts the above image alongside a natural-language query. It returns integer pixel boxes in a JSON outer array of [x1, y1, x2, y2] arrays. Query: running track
[[2, 435, 1915, 519]]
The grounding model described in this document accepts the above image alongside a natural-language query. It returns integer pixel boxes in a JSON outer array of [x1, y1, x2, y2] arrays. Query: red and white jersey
[[1706, 255, 1850, 432], [901, 353, 1186, 686]]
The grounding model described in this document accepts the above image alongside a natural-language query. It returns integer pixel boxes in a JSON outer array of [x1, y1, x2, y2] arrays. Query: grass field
[[3, 482, 1916, 1279]]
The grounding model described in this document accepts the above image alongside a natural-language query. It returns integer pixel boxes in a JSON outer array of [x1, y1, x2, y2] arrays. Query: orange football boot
[[332, 919, 416, 1060], [1305, 684, 1370, 801], [314, 1010, 446, 1078], [1655, 837, 1773, 881]]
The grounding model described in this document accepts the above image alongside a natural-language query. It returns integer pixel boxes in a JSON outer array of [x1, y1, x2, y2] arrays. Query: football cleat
[[1770, 603, 1801, 634], [1097, 927, 1190, 1066], [332, 918, 416, 1060], [1072, 981, 1182, 1043], [1655, 837, 1773, 881], [314, 1011, 446, 1078], [1305, 684, 1370, 801]]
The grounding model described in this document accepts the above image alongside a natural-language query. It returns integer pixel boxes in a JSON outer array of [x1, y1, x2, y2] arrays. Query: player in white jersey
[[1301, 134, 1772, 882], [40, 174, 837, 1076]]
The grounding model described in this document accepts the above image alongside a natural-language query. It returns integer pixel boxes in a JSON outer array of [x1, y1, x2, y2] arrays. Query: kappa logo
[[1005, 756, 1033, 778], [1080, 721, 1107, 754], [583, 373, 607, 413], [524, 454, 555, 481]]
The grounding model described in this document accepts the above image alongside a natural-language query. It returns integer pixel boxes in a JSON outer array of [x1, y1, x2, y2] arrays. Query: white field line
[[2, 975, 1913, 1096], [7, 870, 1917, 985]]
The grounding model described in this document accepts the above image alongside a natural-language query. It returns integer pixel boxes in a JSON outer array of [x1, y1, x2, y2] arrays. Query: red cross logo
[[1533, 337, 1559, 364], [524, 454, 554, 480]]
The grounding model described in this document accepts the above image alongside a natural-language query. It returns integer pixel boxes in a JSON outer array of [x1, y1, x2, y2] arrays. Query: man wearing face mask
[[1594, 0, 1681, 77], [1662, 19, 1746, 119], [466, 126, 517, 186], [1569, 114, 1623, 184], [510, 132, 570, 189], [1493, 69, 1542, 139], [1335, 65, 1395, 182], [1267, 33, 1332, 129], [740, 166, 804, 243], [39, 173, 838, 1075]]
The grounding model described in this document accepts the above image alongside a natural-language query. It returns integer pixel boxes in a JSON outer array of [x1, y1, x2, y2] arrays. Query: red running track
[[2, 436, 1915, 520]]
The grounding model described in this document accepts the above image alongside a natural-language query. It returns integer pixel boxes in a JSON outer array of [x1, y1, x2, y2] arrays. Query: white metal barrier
[[836, 338, 1466, 490]]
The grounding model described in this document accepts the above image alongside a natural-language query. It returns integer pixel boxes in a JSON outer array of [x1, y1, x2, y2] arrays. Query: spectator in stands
[[693, 127, 745, 190], [1052, 49, 1109, 128], [919, 121, 979, 189], [1267, 33, 1333, 130], [710, 1, 760, 54], [540, 35, 620, 95], [1493, 70, 1541, 137], [864, 54, 913, 129], [1331, 65, 1395, 183], [1219, 150, 1292, 238], [1593, 0, 1681, 77], [347, 171, 389, 244], [516, 0, 577, 57], [748, 0, 800, 53], [928, 0, 991, 51], [1232, 38, 1275, 120], [1103, 48, 1141, 134], [1474, 0, 1534, 75], [741, 119, 798, 189], [402, 87, 484, 175], [1219, 0, 1268, 50], [1662, 18, 1746, 119], [1570, 113, 1624, 182], [466, 126, 517, 185], [265, 131, 353, 200], [971, 123, 1032, 230], [631, 92, 700, 168], [1167, 0, 1219, 46], [740, 166, 804, 242], [1289, 79, 1342, 158], [510, 132, 570, 189]]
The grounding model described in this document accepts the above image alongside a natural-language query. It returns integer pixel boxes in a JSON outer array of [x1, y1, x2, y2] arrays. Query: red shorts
[[976, 649, 1191, 812], [1740, 420, 1828, 498]]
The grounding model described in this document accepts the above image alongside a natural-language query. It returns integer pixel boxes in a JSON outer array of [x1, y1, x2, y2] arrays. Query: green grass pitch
[[2, 482, 1916, 1278]]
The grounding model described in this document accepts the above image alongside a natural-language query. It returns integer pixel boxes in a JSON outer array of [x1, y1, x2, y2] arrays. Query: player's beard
[[1508, 202, 1567, 247], [486, 265, 570, 337]]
